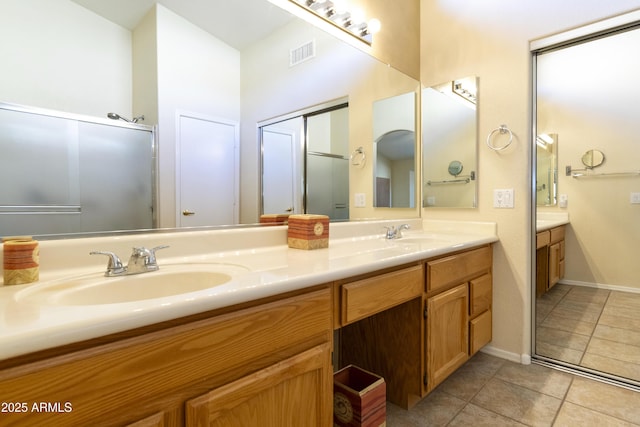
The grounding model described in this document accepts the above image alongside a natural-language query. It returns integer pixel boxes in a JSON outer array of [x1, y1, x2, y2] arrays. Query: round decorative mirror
[[581, 149, 605, 169], [448, 160, 464, 176]]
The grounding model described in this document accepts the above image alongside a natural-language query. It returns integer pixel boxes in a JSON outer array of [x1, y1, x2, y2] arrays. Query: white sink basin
[[15, 263, 249, 306]]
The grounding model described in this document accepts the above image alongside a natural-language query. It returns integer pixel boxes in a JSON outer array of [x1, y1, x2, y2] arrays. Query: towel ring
[[350, 146, 366, 167], [486, 124, 513, 151]]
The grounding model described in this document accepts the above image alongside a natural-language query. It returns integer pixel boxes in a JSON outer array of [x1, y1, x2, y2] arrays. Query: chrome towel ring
[[350, 146, 366, 167], [486, 124, 513, 151]]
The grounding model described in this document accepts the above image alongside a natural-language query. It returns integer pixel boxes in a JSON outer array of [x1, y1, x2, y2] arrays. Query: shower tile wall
[[536, 284, 640, 382]]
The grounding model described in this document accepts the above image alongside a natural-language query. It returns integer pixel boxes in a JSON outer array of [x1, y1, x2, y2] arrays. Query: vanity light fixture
[[452, 79, 477, 104], [272, 0, 381, 46]]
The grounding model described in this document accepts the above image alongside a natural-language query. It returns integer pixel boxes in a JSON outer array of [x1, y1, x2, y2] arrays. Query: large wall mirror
[[534, 18, 640, 386], [0, 0, 419, 238], [422, 77, 478, 208]]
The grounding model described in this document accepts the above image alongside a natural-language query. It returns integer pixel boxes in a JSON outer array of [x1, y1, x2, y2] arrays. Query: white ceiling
[[70, 0, 293, 50]]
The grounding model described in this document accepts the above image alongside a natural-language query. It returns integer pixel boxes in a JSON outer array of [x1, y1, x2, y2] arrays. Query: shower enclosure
[[0, 103, 155, 237]]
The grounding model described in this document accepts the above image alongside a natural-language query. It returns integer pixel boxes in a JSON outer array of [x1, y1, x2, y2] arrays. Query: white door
[[262, 126, 297, 215], [176, 113, 238, 227]]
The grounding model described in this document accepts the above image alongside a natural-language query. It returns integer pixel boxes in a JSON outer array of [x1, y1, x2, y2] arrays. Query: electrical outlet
[[493, 189, 515, 208], [631, 192, 640, 204], [426, 196, 436, 206], [559, 194, 568, 208], [354, 193, 366, 208]]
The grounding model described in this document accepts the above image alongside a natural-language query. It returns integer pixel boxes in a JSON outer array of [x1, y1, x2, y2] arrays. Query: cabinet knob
[[182, 210, 196, 216]]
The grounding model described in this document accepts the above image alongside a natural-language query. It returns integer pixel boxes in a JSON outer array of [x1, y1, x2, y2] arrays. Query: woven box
[[259, 214, 290, 225], [333, 365, 386, 427], [287, 214, 329, 250]]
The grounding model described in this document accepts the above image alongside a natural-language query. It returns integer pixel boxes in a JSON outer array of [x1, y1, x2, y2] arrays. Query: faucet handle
[[383, 225, 397, 239], [147, 245, 169, 265], [90, 251, 126, 276]]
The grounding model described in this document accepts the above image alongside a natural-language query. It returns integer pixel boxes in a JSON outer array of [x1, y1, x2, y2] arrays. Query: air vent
[[289, 39, 316, 67]]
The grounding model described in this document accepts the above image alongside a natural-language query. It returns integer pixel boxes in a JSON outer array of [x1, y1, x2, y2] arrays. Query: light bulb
[[367, 18, 381, 34]]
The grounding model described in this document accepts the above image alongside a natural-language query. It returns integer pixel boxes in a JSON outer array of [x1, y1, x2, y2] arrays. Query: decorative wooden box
[[333, 365, 386, 427], [287, 214, 329, 250], [259, 214, 290, 226]]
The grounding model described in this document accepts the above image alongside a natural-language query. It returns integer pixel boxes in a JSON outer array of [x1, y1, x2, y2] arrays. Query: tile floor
[[536, 284, 640, 381], [386, 352, 640, 426]]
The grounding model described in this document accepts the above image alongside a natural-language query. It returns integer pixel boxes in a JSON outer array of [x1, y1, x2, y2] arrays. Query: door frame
[[175, 110, 239, 227]]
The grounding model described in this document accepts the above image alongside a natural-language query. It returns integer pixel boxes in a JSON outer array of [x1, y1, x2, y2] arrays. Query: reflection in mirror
[[422, 77, 478, 208], [535, 133, 557, 206], [1, 0, 420, 238], [373, 92, 416, 208], [581, 149, 605, 169], [261, 101, 349, 221], [535, 21, 640, 385]]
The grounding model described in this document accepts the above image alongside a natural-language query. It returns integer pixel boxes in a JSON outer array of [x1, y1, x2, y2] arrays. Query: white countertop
[[536, 212, 570, 231], [0, 219, 497, 361]]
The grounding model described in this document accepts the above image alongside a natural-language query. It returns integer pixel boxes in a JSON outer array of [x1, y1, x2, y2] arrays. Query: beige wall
[[240, 18, 420, 223], [0, 0, 131, 117], [420, 0, 640, 361]]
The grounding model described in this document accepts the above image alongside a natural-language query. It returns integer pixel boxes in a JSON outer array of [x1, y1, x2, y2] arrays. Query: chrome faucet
[[90, 245, 169, 277], [383, 224, 411, 239]]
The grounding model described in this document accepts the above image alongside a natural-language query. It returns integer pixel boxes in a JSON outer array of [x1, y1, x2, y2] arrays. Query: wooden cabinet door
[[425, 284, 469, 392], [549, 242, 561, 289], [185, 343, 332, 427]]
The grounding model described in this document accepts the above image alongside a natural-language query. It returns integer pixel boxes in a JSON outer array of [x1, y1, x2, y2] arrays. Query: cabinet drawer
[[470, 309, 492, 354], [341, 265, 423, 326], [536, 230, 550, 249], [427, 246, 492, 293], [469, 274, 492, 317], [550, 226, 565, 244]]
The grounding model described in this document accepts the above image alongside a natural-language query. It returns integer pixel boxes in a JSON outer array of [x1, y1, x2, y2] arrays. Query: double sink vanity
[[0, 219, 497, 425]]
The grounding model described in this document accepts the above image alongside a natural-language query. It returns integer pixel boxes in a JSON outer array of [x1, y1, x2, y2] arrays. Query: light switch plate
[[631, 192, 640, 204], [354, 193, 366, 208], [493, 189, 514, 208]]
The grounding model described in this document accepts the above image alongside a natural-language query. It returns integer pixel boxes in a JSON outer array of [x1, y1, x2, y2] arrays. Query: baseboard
[[560, 279, 640, 294], [480, 345, 530, 365]]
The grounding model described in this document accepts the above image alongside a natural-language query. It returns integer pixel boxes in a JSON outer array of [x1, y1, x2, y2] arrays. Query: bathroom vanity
[[536, 224, 566, 297], [0, 220, 496, 425]]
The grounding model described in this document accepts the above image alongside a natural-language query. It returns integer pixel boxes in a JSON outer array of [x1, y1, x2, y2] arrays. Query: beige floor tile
[[565, 377, 640, 424], [541, 313, 597, 336], [435, 352, 505, 401], [554, 401, 638, 427], [594, 324, 640, 347], [536, 326, 590, 351], [586, 338, 640, 364], [471, 378, 562, 426], [607, 291, 640, 310], [393, 388, 466, 426], [386, 402, 424, 426], [563, 288, 610, 304], [539, 286, 570, 305], [536, 341, 584, 364], [537, 301, 556, 324], [599, 313, 640, 331], [580, 353, 640, 382], [603, 304, 640, 320], [548, 304, 602, 323], [449, 403, 527, 426], [555, 299, 606, 316], [494, 361, 573, 399]]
